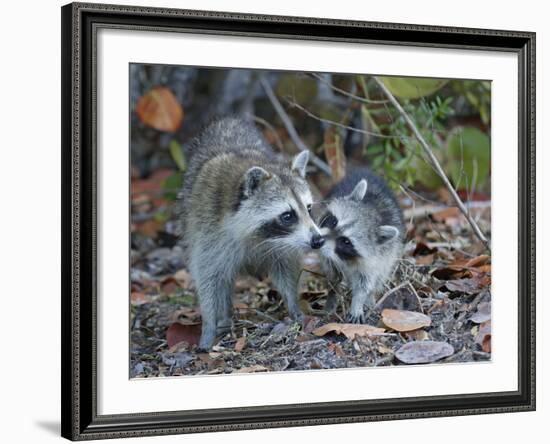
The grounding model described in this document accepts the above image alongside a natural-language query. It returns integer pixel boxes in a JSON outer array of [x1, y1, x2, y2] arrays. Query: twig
[[246, 113, 284, 151], [285, 97, 411, 141], [309, 73, 390, 105], [259, 77, 332, 176], [373, 76, 490, 250]]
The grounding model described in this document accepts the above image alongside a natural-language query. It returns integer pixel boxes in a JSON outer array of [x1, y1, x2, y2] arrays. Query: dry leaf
[[381, 309, 431, 332], [312, 322, 385, 340], [395, 341, 454, 364], [136, 86, 183, 132], [130, 291, 151, 306], [470, 302, 491, 323], [235, 336, 247, 352], [166, 322, 201, 348], [475, 321, 491, 352], [174, 268, 193, 289]]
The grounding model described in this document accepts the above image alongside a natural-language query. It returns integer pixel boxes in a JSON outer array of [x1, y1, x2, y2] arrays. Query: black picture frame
[[61, 2, 536, 440]]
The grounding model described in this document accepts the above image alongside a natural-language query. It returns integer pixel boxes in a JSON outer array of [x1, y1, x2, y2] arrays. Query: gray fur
[[317, 168, 405, 323], [177, 117, 320, 349]]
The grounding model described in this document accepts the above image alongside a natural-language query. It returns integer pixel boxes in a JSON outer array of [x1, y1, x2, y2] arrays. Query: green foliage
[[276, 74, 318, 105], [358, 77, 490, 192], [169, 140, 186, 171], [162, 172, 183, 201], [379, 77, 448, 99], [447, 127, 491, 189], [451, 80, 491, 124]]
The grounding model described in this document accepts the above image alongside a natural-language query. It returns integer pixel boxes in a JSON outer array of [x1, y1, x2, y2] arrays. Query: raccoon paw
[[346, 311, 367, 324]]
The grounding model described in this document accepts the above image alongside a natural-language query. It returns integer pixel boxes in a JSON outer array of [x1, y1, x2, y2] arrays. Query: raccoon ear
[[377, 225, 400, 243], [347, 179, 368, 202], [291, 151, 309, 178], [243, 166, 271, 197]]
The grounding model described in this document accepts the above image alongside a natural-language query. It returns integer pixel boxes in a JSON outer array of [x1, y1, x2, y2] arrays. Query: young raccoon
[[178, 117, 324, 350], [317, 168, 405, 323]]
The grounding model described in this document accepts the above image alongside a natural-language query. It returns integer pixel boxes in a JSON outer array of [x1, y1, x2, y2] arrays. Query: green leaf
[[162, 172, 183, 201], [379, 77, 448, 100], [447, 127, 491, 190], [169, 140, 186, 171]]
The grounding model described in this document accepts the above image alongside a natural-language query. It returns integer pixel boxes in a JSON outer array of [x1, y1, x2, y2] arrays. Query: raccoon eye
[[320, 213, 338, 229], [307, 204, 312, 214], [338, 236, 352, 246], [279, 210, 297, 225]]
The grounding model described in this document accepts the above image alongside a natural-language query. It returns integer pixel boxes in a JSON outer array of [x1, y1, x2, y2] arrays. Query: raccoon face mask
[[318, 179, 400, 265], [233, 152, 323, 252]]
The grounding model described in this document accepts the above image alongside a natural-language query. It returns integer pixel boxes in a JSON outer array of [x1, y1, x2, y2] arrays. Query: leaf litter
[[130, 171, 492, 377]]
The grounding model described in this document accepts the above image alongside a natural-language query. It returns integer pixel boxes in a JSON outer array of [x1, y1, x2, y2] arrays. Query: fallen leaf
[[404, 329, 429, 341], [432, 206, 460, 223], [412, 242, 437, 256], [475, 321, 491, 352], [415, 254, 435, 266], [395, 341, 454, 364], [136, 86, 183, 132], [166, 322, 201, 348], [312, 322, 385, 340], [131, 291, 152, 306], [381, 309, 431, 332], [469, 302, 491, 323], [302, 315, 321, 334], [235, 336, 247, 352], [431, 266, 472, 280], [161, 276, 179, 294], [236, 365, 268, 373], [444, 275, 491, 294], [174, 268, 193, 289]]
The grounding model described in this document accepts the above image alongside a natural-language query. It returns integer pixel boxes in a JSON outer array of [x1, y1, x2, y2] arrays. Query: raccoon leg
[[270, 264, 304, 322], [216, 291, 234, 336], [194, 277, 235, 350], [346, 274, 374, 324]]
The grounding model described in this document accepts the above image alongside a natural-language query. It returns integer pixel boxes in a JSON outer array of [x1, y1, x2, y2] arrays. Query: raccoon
[[178, 117, 324, 350], [317, 168, 405, 323]]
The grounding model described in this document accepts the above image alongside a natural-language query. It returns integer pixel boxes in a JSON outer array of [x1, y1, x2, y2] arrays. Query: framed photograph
[[61, 2, 536, 440]]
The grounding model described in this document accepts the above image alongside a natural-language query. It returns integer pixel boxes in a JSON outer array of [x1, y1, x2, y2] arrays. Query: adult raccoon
[[178, 117, 324, 350], [316, 168, 405, 323]]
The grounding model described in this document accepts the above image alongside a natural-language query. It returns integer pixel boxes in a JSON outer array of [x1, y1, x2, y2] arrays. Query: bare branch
[[309, 72, 390, 105], [373, 76, 490, 250], [285, 97, 412, 141], [259, 77, 332, 176]]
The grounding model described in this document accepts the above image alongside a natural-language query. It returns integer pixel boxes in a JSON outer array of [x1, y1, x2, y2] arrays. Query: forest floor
[[130, 172, 492, 378]]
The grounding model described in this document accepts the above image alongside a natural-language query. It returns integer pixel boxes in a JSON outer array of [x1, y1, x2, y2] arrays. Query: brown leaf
[[234, 336, 247, 352], [475, 321, 491, 352], [432, 206, 460, 223], [395, 341, 454, 364], [174, 268, 193, 289], [431, 265, 472, 280], [412, 242, 437, 256], [161, 276, 179, 295], [415, 253, 435, 266], [130, 291, 152, 306], [404, 329, 429, 341], [166, 322, 201, 348], [136, 86, 183, 132], [323, 127, 346, 182], [302, 315, 321, 334], [381, 309, 431, 332], [444, 274, 491, 294], [312, 322, 385, 340]]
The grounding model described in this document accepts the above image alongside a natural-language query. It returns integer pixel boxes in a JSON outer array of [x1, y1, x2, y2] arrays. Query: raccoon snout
[[310, 234, 325, 249]]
